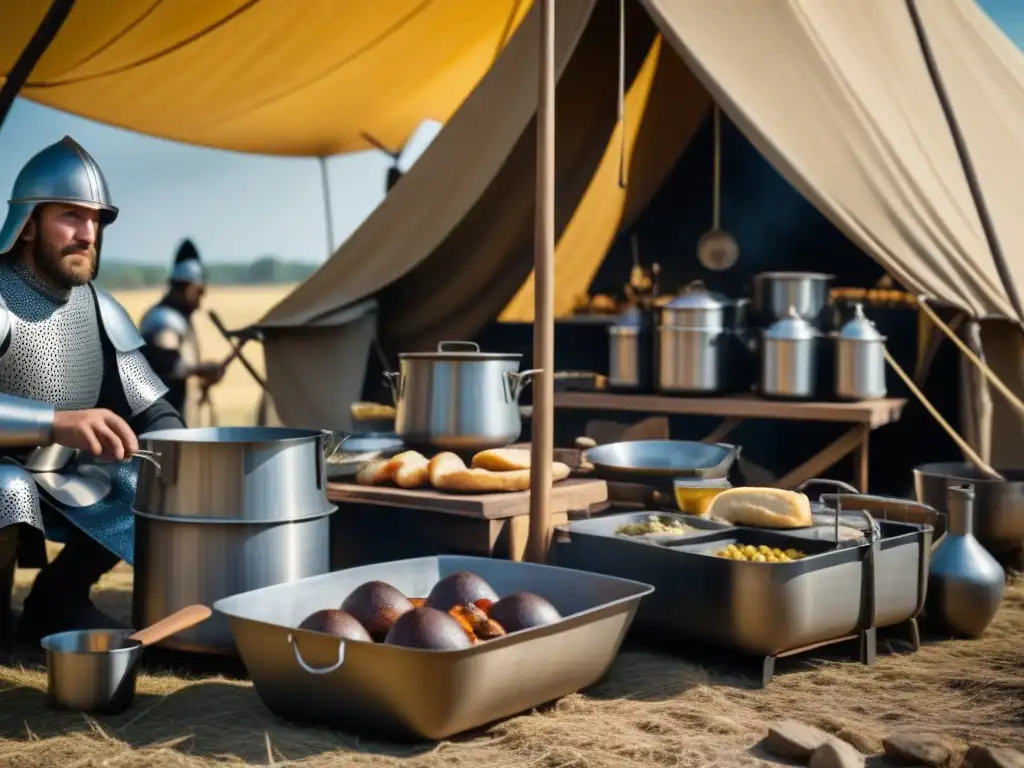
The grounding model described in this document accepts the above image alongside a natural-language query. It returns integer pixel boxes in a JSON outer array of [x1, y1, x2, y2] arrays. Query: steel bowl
[[583, 440, 739, 490], [40, 629, 142, 714], [913, 462, 1024, 553]]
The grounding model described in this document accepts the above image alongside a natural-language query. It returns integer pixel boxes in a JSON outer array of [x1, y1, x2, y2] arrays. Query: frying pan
[[583, 440, 739, 490]]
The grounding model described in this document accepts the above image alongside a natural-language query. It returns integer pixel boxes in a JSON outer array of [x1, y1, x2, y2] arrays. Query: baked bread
[[706, 487, 812, 529], [350, 401, 396, 420], [431, 454, 571, 494], [389, 451, 430, 488], [471, 448, 531, 471], [355, 459, 395, 486]]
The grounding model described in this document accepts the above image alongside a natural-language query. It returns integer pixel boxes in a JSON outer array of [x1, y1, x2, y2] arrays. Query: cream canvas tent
[[251, 0, 1024, 468]]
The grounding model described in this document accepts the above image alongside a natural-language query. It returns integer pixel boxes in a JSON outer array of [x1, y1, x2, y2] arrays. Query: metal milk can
[[835, 302, 886, 400], [925, 484, 1005, 638]]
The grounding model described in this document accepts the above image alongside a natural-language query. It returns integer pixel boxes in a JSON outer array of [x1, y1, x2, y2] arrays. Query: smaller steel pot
[[608, 308, 650, 391], [753, 272, 833, 328], [41, 605, 211, 714], [760, 306, 820, 399]]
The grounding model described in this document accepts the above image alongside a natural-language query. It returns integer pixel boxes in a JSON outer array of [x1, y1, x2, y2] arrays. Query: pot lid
[[838, 303, 886, 342], [399, 341, 522, 361], [763, 306, 819, 340], [662, 281, 726, 311], [614, 305, 644, 325]]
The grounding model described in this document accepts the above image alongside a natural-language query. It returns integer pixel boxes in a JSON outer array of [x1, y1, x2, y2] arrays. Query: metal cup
[[40, 629, 143, 714]]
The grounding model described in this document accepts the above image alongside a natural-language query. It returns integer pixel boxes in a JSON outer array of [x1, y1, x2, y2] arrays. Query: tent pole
[[318, 156, 335, 258], [905, 0, 1024, 324], [0, 0, 77, 132], [526, 0, 556, 564]]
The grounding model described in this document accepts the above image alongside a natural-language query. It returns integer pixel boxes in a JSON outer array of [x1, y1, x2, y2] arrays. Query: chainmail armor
[[0, 463, 44, 531], [116, 349, 169, 416], [0, 260, 103, 410]]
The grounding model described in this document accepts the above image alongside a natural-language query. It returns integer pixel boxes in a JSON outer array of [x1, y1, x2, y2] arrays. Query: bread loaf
[[355, 458, 395, 486], [431, 459, 571, 493], [471, 448, 531, 471], [428, 452, 468, 487], [389, 451, 430, 488], [706, 487, 812, 529]]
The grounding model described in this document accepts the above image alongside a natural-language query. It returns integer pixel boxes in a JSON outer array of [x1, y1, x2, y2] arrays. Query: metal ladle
[[697, 103, 739, 271]]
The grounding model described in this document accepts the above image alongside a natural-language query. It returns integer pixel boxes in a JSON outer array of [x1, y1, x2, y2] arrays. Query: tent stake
[[526, 0, 556, 564], [0, 0, 77, 132], [318, 156, 335, 258]]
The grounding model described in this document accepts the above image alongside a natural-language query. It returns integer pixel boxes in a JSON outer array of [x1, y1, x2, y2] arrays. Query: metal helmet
[[0, 136, 118, 263], [169, 239, 205, 285]]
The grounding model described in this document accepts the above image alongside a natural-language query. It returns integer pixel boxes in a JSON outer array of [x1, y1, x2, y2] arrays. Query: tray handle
[[287, 633, 346, 675]]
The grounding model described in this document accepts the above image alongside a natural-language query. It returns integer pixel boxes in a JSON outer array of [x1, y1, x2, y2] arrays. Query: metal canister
[[760, 306, 820, 399], [608, 308, 648, 391], [835, 302, 886, 400], [657, 284, 729, 395]]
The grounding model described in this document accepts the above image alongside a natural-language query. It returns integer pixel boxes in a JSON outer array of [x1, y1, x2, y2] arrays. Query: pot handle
[[438, 341, 480, 353], [505, 369, 542, 401], [382, 372, 401, 404], [131, 450, 162, 478], [287, 632, 346, 675]]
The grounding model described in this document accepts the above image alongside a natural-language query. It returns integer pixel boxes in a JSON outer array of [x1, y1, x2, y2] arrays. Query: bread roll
[[355, 459, 395, 486], [432, 462, 571, 493], [428, 452, 468, 487], [388, 451, 430, 488], [471, 448, 531, 471], [706, 487, 812, 529]]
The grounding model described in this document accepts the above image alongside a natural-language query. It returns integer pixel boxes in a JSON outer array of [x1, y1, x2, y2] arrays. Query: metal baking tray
[[554, 510, 730, 549], [213, 555, 653, 741], [552, 519, 930, 659]]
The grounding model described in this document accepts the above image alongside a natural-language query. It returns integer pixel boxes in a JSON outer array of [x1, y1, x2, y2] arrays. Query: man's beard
[[32, 238, 96, 289]]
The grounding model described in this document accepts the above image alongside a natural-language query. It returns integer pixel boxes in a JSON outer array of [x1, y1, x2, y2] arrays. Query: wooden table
[[553, 392, 907, 492], [326, 479, 608, 566]]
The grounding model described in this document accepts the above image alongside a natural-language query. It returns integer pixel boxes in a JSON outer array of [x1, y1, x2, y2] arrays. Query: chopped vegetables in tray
[[715, 544, 806, 562], [616, 515, 693, 536]]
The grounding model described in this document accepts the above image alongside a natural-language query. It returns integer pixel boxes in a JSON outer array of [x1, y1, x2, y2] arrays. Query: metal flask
[[760, 306, 820, 399], [835, 302, 886, 400], [925, 485, 1006, 639]]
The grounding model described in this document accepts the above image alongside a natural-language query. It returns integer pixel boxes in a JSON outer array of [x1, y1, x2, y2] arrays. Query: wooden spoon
[[129, 604, 212, 647]]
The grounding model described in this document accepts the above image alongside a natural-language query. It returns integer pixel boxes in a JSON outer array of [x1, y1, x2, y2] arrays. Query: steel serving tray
[[552, 520, 930, 658], [214, 555, 653, 741]]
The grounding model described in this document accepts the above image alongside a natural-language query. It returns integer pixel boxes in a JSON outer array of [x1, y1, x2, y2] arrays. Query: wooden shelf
[[553, 392, 905, 428]]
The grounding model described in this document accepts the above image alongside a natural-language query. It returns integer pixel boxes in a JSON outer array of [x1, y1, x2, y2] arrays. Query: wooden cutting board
[[327, 478, 609, 520]]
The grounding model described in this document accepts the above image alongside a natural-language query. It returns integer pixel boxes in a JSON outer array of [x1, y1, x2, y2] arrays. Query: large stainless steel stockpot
[[753, 272, 833, 327], [132, 426, 339, 654], [760, 306, 820, 399], [135, 426, 341, 522], [385, 341, 537, 453], [133, 512, 330, 654], [835, 302, 887, 400]]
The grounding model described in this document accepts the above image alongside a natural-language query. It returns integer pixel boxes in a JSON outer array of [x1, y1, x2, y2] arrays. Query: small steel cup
[[40, 629, 143, 714]]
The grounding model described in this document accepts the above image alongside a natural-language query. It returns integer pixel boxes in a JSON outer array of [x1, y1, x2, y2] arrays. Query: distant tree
[[248, 256, 279, 284]]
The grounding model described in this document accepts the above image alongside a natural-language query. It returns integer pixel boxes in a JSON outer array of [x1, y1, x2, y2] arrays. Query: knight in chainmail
[[139, 239, 223, 426], [0, 137, 184, 647]]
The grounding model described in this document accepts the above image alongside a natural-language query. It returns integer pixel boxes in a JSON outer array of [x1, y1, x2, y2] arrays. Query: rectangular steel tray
[[558, 510, 731, 546], [552, 520, 930, 659], [213, 555, 653, 741]]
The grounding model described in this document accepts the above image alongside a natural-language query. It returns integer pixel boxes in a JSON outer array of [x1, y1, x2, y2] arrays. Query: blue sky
[[1, 0, 1022, 268]]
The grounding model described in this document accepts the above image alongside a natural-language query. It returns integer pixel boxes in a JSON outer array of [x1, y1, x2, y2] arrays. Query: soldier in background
[[138, 240, 224, 426]]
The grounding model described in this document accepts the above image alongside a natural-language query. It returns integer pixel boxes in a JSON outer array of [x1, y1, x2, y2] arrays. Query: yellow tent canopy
[[0, 0, 531, 156]]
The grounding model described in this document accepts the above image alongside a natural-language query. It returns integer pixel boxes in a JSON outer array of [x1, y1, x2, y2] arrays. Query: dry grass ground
[[113, 284, 296, 427], [2, 558, 1022, 767]]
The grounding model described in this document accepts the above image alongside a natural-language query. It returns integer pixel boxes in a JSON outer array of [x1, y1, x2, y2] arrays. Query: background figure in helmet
[[0, 136, 184, 646], [139, 240, 224, 426]]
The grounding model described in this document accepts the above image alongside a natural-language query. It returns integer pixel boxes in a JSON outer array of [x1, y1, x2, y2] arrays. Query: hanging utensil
[[617, 0, 627, 189], [697, 104, 739, 271]]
